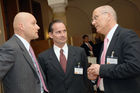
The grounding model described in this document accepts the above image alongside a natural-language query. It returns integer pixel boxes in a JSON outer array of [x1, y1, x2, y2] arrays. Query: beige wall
[[111, 0, 140, 31]]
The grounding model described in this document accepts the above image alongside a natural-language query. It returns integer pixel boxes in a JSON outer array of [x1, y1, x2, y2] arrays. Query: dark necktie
[[60, 49, 67, 73], [29, 46, 48, 92]]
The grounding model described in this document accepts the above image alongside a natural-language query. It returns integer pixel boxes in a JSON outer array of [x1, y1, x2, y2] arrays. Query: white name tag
[[88, 56, 97, 64], [107, 57, 118, 64], [74, 68, 83, 75]]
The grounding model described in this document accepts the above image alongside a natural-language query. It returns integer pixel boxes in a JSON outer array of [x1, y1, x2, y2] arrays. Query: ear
[[49, 32, 53, 39], [19, 23, 24, 31]]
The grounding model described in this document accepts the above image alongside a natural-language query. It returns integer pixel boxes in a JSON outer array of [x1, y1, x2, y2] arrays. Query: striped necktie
[[29, 46, 48, 92], [60, 49, 67, 73]]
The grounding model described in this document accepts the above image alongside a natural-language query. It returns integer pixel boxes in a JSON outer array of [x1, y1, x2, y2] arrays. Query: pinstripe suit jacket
[[99, 26, 140, 93], [0, 35, 47, 93], [38, 45, 92, 93]]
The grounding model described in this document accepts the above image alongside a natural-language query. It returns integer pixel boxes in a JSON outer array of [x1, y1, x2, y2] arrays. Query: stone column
[[47, 0, 68, 25]]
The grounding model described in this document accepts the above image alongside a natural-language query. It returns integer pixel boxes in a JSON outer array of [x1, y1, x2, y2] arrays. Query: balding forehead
[[16, 12, 32, 17], [93, 5, 117, 21], [94, 6, 106, 13], [93, 7, 102, 15], [95, 5, 114, 13], [14, 12, 33, 21], [13, 12, 34, 28], [14, 12, 34, 22]]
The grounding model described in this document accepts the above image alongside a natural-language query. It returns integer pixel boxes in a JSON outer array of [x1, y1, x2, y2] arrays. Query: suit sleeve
[[81, 48, 88, 79], [100, 30, 140, 79], [38, 54, 46, 74], [0, 45, 16, 80]]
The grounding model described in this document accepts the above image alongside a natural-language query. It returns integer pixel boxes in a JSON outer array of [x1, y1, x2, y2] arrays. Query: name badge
[[74, 67, 83, 75], [107, 57, 118, 64], [74, 62, 83, 75]]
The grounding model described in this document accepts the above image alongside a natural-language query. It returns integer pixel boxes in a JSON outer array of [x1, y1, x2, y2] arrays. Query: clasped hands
[[87, 64, 100, 80]]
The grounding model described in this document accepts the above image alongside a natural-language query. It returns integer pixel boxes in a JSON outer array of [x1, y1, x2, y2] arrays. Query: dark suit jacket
[[99, 26, 140, 93], [0, 35, 47, 93], [94, 41, 103, 63], [38, 45, 91, 93], [80, 41, 95, 56]]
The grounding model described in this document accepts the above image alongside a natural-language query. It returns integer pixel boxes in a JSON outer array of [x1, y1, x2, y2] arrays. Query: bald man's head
[[13, 12, 40, 43], [95, 5, 117, 21], [91, 5, 117, 36], [13, 12, 34, 33]]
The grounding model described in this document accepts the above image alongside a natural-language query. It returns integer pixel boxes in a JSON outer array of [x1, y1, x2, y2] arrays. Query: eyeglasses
[[91, 12, 108, 23]]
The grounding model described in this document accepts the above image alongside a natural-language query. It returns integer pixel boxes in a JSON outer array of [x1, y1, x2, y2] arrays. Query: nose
[[61, 31, 66, 36], [37, 24, 40, 30], [61, 32, 65, 36], [92, 20, 95, 26]]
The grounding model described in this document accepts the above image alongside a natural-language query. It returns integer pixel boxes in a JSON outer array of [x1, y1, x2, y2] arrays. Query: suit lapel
[[13, 35, 47, 84], [84, 43, 90, 50], [13, 35, 37, 72], [48, 48, 65, 74], [106, 26, 120, 63], [48, 46, 76, 76], [65, 46, 76, 77]]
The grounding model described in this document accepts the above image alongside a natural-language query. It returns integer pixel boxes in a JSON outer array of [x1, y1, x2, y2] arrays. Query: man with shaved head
[[87, 5, 140, 93], [0, 12, 48, 93]]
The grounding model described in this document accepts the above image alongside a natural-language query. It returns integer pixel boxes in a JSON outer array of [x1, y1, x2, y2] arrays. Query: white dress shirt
[[53, 43, 68, 62], [99, 24, 118, 91], [15, 34, 30, 53]]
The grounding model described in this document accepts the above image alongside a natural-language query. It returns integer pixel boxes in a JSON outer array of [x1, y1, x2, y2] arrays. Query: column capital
[[48, 0, 68, 13]]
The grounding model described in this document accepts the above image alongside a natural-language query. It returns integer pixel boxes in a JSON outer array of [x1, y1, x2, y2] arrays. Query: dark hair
[[82, 34, 88, 39], [48, 20, 64, 33]]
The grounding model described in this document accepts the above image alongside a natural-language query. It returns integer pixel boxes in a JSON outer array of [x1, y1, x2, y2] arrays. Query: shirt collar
[[15, 34, 30, 52], [106, 24, 118, 42], [53, 43, 68, 53], [53, 43, 68, 61]]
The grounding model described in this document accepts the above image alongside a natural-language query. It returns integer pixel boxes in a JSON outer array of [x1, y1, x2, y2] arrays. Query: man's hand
[[87, 64, 100, 80]]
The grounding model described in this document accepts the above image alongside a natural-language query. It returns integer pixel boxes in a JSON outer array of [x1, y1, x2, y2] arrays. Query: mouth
[[60, 37, 67, 41], [61, 38, 66, 40], [95, 24, 98, 28]]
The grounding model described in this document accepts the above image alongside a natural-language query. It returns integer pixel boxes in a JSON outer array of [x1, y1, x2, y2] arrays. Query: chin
[[63, 40, 67, 43], [96, 30, 101, 34], [60, 41, 66, 45], [34, 36, 39, 40]]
